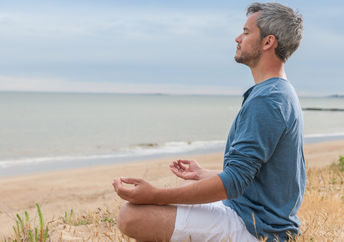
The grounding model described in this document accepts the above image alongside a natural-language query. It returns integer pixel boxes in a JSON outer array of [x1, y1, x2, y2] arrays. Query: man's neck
[[250, 57, 287, 85]]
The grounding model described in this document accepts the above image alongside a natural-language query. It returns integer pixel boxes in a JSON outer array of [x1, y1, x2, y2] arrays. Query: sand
[[0, 140, 344, 238]]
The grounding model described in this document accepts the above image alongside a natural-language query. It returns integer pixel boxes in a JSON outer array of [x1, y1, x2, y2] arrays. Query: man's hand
[[113, 175, 228, 205], [169, 159, 204, 180], [112, 177, 159, 205]]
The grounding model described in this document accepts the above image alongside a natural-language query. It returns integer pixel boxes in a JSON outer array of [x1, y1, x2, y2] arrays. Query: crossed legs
[[117, 202, 177, 241]]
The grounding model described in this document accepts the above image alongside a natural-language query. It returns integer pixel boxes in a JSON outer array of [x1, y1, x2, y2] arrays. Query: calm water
[[1, 92, 344, 175]]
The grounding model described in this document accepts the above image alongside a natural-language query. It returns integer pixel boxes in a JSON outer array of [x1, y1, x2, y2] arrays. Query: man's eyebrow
[[243, 27, 249, 32]]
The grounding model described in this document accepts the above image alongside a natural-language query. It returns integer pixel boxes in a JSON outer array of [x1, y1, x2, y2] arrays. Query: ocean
[[1, 92, 344, 177]]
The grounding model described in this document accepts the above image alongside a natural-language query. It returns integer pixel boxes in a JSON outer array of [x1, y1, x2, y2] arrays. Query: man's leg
[[117, 202, 177, 241]]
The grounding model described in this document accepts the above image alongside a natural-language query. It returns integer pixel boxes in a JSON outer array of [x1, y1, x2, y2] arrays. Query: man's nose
[[235, 34, 242, 43]]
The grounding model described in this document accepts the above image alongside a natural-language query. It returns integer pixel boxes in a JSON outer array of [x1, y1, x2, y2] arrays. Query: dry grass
[[296, 160, 344, 241], [4, 158, 344, 242]]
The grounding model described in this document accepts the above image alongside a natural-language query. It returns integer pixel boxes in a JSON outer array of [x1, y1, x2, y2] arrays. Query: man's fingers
[[170, 166, 189, 180], [170, 161, 178, 169], [169, 166, 178, 173], [170, 161, 184, 172], [177, 160, 189, 170], [170, 166, 181, 176], [178, 160, 191, 168], [120, 177, 142, 185], [112, 179, 133, 201], [113, 178, 130, 191], [178, 159, 191, 164], [172, 160, 182, 169], [112, 179, 121, 192], [169, 164, 177, 171]]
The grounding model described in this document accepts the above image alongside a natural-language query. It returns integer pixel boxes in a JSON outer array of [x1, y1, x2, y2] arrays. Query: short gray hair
[[247, 2, 303, 62]]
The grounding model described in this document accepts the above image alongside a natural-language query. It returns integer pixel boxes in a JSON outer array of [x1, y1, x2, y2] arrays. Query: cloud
[[0, 8, 241, 63], [0, 9, 243, 41], [0, 2, 343, 96], [99, 10, 242, 40], [0, 7, 241, 88]]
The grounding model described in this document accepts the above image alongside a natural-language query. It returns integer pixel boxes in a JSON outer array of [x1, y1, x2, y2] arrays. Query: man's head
[[235, 2, 303, 66]]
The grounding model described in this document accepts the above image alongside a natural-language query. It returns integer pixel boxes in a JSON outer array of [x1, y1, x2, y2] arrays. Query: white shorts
[[170, 201, 258, 242]]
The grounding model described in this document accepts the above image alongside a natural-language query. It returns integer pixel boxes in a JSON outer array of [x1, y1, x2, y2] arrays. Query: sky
[[0, 0, 343, 96]]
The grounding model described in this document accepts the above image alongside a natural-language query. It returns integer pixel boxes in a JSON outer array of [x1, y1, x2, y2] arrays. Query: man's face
[[234, 12, 262, 67]]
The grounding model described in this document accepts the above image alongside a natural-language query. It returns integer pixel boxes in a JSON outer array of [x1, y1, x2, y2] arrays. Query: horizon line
[[0, 89, 343, 98]]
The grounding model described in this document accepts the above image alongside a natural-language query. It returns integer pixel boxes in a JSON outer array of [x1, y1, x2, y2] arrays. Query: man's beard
[[234, 44, 262, 68]]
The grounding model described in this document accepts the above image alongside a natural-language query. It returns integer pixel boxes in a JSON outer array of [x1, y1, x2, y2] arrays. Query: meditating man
[[113, 2, 305, 241]]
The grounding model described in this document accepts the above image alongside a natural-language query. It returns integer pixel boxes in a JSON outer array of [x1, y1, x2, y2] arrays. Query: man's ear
[[262, 35, 277, 51]]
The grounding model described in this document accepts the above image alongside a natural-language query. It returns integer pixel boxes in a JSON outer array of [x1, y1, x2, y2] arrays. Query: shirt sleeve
[[218, 96, 286, 199]]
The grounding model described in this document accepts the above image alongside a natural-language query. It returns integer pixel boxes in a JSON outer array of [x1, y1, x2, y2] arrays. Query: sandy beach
[[1, 140, 344, 240]]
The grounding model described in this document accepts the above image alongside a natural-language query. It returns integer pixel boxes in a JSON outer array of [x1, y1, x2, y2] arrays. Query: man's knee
[[117, 202, 140, 236]]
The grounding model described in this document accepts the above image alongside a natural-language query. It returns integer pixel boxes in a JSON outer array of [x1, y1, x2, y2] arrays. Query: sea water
[[1, 92, 343, 176]]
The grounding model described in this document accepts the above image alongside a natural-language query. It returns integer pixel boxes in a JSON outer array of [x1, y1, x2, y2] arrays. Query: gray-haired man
[[113, 2, 305, 241]]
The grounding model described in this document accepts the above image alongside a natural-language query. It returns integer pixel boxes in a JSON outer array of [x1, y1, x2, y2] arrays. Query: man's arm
[[112, 175, 227, 205]]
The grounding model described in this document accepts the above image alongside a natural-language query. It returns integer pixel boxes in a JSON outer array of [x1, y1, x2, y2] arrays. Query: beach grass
[[4, 157, 344, 242], [11, 203, 48, 242], [297, 157, 344, 241]]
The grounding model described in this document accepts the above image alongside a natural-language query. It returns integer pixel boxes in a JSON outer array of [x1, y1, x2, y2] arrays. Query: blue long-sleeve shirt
[[218, 78, 306, 241]]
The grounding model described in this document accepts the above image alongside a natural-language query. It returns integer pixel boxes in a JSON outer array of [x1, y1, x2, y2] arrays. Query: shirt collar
[[241, 77, 288, 106], [242, 86, 255, 106]]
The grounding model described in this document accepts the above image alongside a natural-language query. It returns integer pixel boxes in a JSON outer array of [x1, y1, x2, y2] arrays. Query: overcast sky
[[0, 0, 343, 95]]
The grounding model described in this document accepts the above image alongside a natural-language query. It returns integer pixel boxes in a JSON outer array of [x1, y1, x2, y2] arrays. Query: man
[[113, 2, 305, 241]]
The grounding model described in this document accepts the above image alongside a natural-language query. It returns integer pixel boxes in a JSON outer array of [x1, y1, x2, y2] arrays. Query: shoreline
[[1, 134, 344, 179], [1, 139, 344, 237]]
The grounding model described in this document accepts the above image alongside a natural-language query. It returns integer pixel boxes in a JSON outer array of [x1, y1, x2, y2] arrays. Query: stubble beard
[[234, 43, 262, 68]]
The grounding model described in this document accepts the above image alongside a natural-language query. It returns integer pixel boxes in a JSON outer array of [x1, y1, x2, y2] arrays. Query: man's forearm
[[154, 175, 227, 205], [199, 169, 222, 180]]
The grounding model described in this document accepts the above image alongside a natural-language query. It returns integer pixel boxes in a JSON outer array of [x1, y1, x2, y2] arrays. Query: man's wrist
[[153, 187, 167, 205], [199, 169, 213, 180], [198, 169, 207, 180]]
